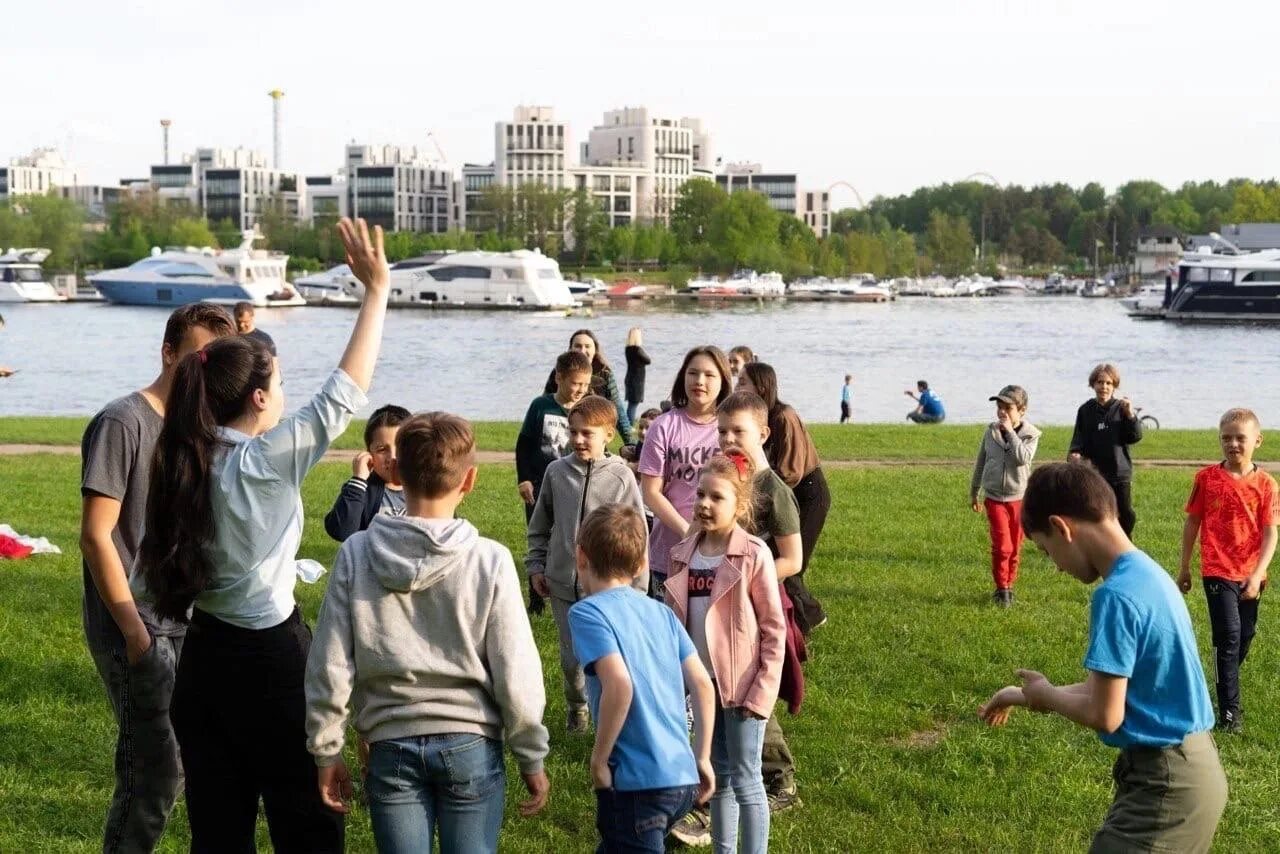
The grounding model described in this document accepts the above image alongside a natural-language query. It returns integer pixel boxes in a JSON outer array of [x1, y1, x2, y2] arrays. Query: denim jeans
[[86, 627, 184, 854], [367, 734, 506, 854], [710, 701, 769, 854], [595, 785, 696, 853]]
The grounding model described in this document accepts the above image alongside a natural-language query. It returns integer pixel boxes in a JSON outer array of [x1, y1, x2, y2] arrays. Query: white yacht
[[0, 248, 66, 302], [89, 232, 305, 308], [567, 277, 607, 298], [388, 249, 575, 309], [1119, 283, 1167, 317], [978, 278, 1030, 296], [294, 264, 362, 305]]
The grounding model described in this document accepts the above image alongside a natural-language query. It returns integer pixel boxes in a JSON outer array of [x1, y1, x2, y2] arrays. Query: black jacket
[[1068, 398, 1143, 482], [624, 345, 651, 403], [323, 472, 388, 542]]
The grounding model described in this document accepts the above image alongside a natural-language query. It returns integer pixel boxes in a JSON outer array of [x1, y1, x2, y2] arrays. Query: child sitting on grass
[[1178, 408, 1277, 734], [305, 412, 550, 853], [526, 396, 648, 734], [569, 504, 715, 852], [968, 385, 1040, 607], [324, 404, 411, 542], [980, 461, 1225, 854]]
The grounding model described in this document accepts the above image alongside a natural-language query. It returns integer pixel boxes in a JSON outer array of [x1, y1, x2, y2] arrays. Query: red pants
[[985, 498, 1024, 590]]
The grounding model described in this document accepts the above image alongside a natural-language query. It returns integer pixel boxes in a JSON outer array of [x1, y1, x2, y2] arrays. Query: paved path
[[4, 444, 1275, 471]]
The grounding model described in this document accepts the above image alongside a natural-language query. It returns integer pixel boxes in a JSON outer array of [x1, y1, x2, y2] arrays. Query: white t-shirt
[[686, 549, 721, 678]]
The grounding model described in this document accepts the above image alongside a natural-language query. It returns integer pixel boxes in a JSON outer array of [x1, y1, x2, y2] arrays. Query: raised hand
[[336, 217, 389, 296]]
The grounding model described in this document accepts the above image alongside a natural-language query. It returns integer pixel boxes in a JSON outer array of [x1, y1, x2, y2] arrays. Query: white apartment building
[[199, 148, 300, 231], [57, 184, 125, 219], [717, 163, 801, 216], [569, 164, 648, 229], [800, 188, 831, 238], [301, 174, 348, 226], [495, 106, 569, 191], [0, 149, 80, 201], [346, 144, 452, 234], [458, 163, 497, 231], [581, 108, 710, 223]]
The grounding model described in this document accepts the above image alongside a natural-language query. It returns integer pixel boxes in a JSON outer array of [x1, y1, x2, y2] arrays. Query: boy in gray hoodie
[[526, 396, 649, 734], [970, 385, 1041, 607], [305, 412, 550, 853]]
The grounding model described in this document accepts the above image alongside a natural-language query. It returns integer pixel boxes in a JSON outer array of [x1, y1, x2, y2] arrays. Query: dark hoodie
[[1068, 398, 1143, 481]]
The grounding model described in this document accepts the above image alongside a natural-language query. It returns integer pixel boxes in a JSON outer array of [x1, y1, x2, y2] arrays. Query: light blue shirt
[[569, 586, 699, 792], [1084, 550, 1215, 749], [841, 384, 851, 403], [134, 369, 367, 629]]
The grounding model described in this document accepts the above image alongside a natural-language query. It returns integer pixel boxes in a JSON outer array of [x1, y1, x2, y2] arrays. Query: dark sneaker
[[767, 785, 802, 813], [1217, 709, 1244, 734], [669, 807, 712, 847], [567, 707, 591, 735], [992, 589, 1012, 608]]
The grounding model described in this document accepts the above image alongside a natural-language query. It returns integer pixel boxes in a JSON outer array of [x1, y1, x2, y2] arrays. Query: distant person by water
[[542, 329, 630, 439], [840, 374, 853, 423], [906, 380, 946, 424], [728, 345, 755, 389], [234, 302, 277, 357], [0, 313, 13, 377], [1068, 362, 1143, 536], [624, 326, 651, 429]]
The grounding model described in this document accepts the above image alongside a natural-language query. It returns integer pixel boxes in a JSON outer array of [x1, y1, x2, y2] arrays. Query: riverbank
[[1, 455, 1275, 851]]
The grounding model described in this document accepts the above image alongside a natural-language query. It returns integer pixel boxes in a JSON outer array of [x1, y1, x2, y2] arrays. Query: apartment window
[[615, 196, 630, 213], [628, 137, 634, 155], [594, 175, 610, 191], [615, 175, 631, 191], [617, 138, 622, 156]]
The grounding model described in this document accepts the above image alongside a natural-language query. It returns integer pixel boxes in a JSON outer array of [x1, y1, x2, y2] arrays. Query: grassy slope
[[0, 456, 1276, 852], [0, 418, 1220, 462]]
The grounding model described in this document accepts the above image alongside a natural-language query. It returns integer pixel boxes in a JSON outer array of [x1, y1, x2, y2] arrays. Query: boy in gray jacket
[[969, 385, 1041, 607], [526, 396, 649, 734], [305, 413, 550, 853]]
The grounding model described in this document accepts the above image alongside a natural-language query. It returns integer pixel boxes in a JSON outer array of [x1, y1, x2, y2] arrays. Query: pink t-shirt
[[638, 407, 720, 577]]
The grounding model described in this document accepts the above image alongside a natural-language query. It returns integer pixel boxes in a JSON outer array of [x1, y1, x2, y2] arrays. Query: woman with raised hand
[[135, 218, 389, 853]]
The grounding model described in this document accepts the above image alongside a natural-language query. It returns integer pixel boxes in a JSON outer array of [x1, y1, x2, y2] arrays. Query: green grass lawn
[[0, 417, 1222, 463], [1, 454, 1276, 851]]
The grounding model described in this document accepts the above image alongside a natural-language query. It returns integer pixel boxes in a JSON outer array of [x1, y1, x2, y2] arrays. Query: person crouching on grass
[[968, 385, 1040, 607], [980, 461, 1225, 854]]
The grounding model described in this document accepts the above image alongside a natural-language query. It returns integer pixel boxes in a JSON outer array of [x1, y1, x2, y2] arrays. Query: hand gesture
[[336, 217, 389, 296], [519, 770, 550, 816], [318, 760, 354, 814], [1243, 574, 1265, 601], [352, 451, 373, 480], [590, 753, 613, 790], [1118, 397, 1134, 419], [996, 408, 1013, 431], [0, 366, 14, 378], [978, 686, 1025, 726], [1177, 569, 1192, 595], [1016, 669, 1052, 711], [695, 757, 715, 805], [518, 481, 535, 506], [530, 573, 551, 598]]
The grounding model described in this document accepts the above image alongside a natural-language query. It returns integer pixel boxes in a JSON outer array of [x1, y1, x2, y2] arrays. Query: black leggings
[[171, 608, 343, 854], [786, 466, 831, 633], [1108, 479, 1136, 537]]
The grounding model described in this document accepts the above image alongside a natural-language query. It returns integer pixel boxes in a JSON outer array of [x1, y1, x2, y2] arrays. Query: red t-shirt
[[1186, 464, 1280, 581]]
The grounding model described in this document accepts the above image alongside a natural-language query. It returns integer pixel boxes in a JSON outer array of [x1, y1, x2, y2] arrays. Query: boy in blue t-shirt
[[980, 461, 1226, 853], [568, 504, 715, 852]]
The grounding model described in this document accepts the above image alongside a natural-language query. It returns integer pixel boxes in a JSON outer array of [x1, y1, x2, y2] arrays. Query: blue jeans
[[710, 702, 769, 854], [367, 734, 506, 854], [595, 785, 697, 852]]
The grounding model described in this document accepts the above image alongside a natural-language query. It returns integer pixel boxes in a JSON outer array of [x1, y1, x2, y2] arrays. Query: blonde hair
[[627, 327, 643, 347], [1088, 363, 1120, 388], [1220, 408, 1261, 430], [701, 453, 756, 531]]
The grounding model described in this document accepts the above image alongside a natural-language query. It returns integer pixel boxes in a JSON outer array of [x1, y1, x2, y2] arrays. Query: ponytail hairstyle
[[139, 335, 274, 621], [701, 451, 756, 532]]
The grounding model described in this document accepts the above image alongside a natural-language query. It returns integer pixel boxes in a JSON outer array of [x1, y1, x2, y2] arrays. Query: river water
[[1, 297, 1274, 428]]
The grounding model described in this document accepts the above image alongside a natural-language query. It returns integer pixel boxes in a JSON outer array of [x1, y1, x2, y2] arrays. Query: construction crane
[[424, 130, 448, 164]]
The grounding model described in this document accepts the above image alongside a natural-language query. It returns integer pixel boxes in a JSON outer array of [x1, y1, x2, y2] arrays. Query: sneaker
[[766, 785, 802, 813], [1217, 709, 1244, 734], [992, 589, 1012, 608], [567, 707, 591, 735], [669, 807, 712, 847]]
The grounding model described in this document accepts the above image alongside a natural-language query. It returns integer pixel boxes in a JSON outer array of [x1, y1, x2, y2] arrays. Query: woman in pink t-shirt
[[639, 346, 733, 592]]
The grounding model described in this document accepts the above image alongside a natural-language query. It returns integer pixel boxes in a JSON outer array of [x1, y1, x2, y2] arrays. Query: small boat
[[294, 264, 362, 305], [607, 280, 647, 298], [567, 277, 607, 297], [1120, 284, 1167, 318], [689, 270, 786, 297], [978, 278, 1029, 297], [0, 248, 66, 303], [1080, 279, 1112, 298], [388, 249, 575, 309]]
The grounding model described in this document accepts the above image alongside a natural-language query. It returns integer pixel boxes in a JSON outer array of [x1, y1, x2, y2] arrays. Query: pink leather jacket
[[664, 526, 785, 718]]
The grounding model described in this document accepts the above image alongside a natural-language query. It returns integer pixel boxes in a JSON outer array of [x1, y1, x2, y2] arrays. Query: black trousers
[[171, 608, 344, 854], [1107, 478, 1136, 537], [786, 466, 831, 634], [1203, 578, 1260, 716]]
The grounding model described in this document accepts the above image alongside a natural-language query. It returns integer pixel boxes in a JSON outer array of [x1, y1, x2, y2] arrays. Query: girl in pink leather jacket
[[663, 453, 785, 854]]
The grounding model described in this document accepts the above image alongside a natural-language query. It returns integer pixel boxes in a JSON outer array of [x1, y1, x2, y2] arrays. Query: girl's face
[[1092, 376, 1115, 404], [728, 353, 746, 377], [735, 372, 757, 396], [684, 355, 723, 409], [570, 334, 596, 364], [694, 473, 739, 535]]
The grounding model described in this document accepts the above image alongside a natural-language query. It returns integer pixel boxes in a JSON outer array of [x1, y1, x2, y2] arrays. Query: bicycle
[[1135, 406, 1159, 430]]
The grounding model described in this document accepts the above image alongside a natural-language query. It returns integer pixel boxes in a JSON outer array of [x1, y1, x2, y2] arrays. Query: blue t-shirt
[[1084, 550, 1215, 749], [841, 384, 852, 403], [569, 586, 699, 792], [919, 389, 945, 417]]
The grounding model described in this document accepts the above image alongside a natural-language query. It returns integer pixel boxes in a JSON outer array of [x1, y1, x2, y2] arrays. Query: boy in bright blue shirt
[[569, 504, 715, 853], [980, 461, 1225, 853]]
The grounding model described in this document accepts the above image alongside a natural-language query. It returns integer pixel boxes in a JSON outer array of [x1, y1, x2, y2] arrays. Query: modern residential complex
[[344, 144, 452, 234], [0, 149, 81, 203]]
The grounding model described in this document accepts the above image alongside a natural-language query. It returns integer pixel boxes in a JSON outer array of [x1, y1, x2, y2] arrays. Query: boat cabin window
[[11, 267, 43, 282], [427, 265, 490, 281], [537, 268, 559, 280], [1241, 270, 1280, 283], [392, 260, 431, 270], [159, 263, 215, 278]]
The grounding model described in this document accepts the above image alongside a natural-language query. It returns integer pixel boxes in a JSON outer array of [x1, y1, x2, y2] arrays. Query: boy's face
[[717, 410, 767, 458], [637, 417, 654, 441], [1219, 419, 1262, 465], [368, 425, 400, 486], [235, 311, 254, 333], [1091, 376, 1116, 404], [569, 418, 612, 461], [995, 400, 1026, 423], [556, 370, 592, 406], [1029, 518, 1099, 584]]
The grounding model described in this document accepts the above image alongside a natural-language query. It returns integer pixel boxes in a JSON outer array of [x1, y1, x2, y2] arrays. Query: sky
[[8, 0, 1279, 210]]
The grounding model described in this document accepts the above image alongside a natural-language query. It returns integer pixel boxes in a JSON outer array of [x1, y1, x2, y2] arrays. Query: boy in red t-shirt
[[1179, 408, 1279, 733]]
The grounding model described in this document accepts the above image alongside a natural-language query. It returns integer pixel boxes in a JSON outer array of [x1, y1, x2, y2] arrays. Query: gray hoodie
[[304, 515, 549, 774], [970, 419, 1042, 503], [525, 453, 648, 602]]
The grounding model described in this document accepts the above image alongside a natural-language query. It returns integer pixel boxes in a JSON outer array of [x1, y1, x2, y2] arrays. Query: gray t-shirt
[[80, 392, 185, 641], [379, 487, 406, 517]]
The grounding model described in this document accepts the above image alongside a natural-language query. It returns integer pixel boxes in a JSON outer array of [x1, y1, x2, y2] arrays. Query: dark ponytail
[[139, 335, 274, 621]]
